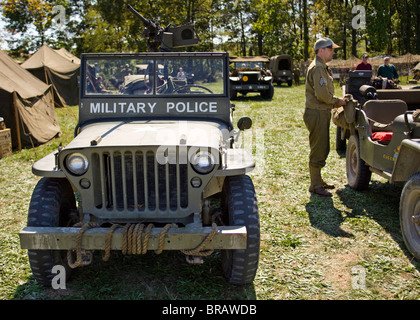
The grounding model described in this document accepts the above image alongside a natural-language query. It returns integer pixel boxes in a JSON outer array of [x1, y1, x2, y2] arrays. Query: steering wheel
[[174, 84, 214, 94]]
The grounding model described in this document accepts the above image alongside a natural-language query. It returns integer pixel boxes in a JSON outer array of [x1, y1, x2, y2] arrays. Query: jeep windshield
[[235, 62, 263, 69], [84, 54, 225, 96], [78, 52, 231, 127]]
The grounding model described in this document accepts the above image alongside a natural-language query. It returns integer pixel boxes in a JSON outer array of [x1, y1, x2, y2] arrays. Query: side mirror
[[237, 117, 252, 131]]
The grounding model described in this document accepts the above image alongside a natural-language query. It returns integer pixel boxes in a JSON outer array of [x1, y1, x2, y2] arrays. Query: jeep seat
[[377, 89, 420, 110], [362, 99, 408, 142]]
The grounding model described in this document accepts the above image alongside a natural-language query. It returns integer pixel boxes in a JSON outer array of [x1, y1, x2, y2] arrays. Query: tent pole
[[12, 91, 22, 151], [49, 82, 55, 109]]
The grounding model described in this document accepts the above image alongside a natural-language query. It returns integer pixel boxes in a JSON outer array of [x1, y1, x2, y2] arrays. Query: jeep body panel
[[355, 107, 420, 182], [356, 108, 407, 174], [391, 138, 420, 183], [32, 119, 255, 180], [67, 120, 224, 150]]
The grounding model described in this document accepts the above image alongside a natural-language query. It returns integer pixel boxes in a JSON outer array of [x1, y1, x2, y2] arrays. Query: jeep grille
[[242, 72, 260, 83], [92, 149, 188, 212]]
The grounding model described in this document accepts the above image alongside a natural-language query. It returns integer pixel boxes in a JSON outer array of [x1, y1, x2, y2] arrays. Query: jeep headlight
[[65, 152, 89, 176], [191, 151, 215, 174]]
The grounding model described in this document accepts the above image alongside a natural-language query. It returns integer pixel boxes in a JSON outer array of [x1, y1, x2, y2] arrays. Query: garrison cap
[[314, 38, 340, 50]]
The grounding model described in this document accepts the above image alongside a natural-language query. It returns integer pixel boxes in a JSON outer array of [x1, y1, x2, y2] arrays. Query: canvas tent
[[413, 62, 420, 80], [21, 45, 80, 108], [54, 47, 81, 65], [0, 50, 61, 149]]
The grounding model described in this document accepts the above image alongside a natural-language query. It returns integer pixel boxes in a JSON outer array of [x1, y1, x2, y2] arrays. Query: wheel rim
[[347, 140, 358, 184]]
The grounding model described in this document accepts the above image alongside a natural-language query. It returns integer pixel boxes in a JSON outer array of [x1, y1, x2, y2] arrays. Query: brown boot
[[312, 185, 333, 197], [309, 166, 333, 197], [321, 180, 335, 189]]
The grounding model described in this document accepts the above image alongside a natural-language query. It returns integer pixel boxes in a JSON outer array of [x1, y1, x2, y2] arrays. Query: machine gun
[[126, 4, 199, 52]]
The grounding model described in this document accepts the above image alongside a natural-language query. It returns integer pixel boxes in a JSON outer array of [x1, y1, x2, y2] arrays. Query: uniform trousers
[[303, 107, 331, 168]]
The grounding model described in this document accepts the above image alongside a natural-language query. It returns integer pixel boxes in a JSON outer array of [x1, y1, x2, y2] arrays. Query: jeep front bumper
[[19, 225, 247, 251], [231, 84, 269, 90]]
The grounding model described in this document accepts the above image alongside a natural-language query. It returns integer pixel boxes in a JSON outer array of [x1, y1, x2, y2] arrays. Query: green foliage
[[1, 1, 420, 68]]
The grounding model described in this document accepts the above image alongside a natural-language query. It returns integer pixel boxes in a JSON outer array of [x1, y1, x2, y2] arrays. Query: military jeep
[[19, 51, 260, 286], [344, 86, 420, 259], [229, 56, 274, 100]]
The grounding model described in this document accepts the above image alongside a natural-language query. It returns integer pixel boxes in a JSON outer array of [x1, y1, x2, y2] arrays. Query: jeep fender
[[353, 108, 373, 165], [391, 139, 420, 183], [32, 151, 66, 178]]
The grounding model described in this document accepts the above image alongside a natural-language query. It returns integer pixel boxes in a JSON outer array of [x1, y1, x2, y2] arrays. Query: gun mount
[[126, 4, 199, 52]]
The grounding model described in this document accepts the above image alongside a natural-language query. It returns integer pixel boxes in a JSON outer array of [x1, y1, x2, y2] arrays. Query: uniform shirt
[[377, 64, 398, 79], [305, 56, 340, 110]]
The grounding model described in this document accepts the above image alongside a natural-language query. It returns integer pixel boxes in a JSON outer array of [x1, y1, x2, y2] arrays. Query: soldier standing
[[303, 37, 346, 197]]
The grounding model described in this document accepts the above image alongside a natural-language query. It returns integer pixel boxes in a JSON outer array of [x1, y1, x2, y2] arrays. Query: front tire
[[221, 175, 260, 285], [27, 178, 77, 286], [400, 173, 420, 260], [346, 135, 371, 190], [261, 83, 274, 99]]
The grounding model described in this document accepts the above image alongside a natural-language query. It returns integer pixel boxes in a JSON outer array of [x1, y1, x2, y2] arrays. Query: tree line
[[1, 0, 420, 62]]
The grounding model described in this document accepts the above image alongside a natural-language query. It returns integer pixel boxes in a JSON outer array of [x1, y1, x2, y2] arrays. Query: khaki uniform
[[303, 56, 340, 168]]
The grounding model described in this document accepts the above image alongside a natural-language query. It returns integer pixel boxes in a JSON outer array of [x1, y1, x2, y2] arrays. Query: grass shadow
[[13, 251, 257, 300], [336, 182, 420, 272], [305, 193, 354, 238]]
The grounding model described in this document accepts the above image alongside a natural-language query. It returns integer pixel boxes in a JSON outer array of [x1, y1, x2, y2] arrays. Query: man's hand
[[334, 98, 346, 108]]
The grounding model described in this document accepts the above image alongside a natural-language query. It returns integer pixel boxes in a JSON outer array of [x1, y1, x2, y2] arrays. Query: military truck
[[268, 54, 294, 87], [229, 56, 273, 100], [344, 85, 420, 259], [19, 5, 260, 287]]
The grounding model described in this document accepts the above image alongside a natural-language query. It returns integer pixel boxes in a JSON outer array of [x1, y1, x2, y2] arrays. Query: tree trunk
[[303, 0, 309, 60]]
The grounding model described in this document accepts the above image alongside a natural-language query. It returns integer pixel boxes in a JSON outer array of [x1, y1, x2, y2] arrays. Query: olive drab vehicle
[[268, 54, 294, 87], [229, 56, 274, 100], [20, 5, 260, 286], [338, 83, 420, 260]]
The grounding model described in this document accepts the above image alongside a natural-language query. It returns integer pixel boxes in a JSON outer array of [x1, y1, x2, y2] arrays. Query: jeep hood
[[66, 120, 229, 150]]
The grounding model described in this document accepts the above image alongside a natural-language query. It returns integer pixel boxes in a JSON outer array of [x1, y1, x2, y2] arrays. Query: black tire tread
[[27, 178, 76, 286], [399, 172, 420, 260], [346, 135, 371, 190], [221, 175, 260, 285]]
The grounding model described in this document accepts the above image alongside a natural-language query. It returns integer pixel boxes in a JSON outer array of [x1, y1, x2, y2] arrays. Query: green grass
[[1, 84, 420, 300]]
